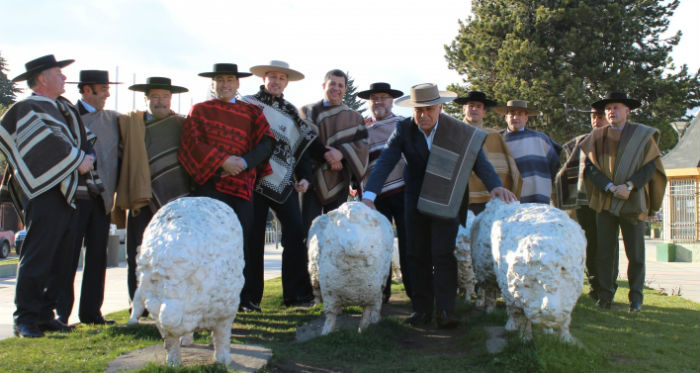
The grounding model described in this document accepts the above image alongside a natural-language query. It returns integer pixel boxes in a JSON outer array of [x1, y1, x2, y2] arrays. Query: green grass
[[0, 279, 697, 372], [0, 257, 19, 265]]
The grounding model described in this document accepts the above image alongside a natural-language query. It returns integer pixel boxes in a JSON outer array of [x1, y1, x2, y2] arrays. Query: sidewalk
[[0, 244, 282, 340], [0, 239, 697, 340]]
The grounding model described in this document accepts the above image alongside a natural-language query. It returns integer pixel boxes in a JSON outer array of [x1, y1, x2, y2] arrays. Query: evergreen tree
[[444, 0, 700, 150], [343, 71, 366, 115], [0, 52, 21, 106]]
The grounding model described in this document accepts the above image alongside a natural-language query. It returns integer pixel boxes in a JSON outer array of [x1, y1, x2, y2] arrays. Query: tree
[[444, 0, 700, 150], [343, 71, 366, 115], [0, 52, 21, 106]]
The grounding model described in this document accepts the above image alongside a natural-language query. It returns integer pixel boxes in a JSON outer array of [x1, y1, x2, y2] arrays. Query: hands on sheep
[[490, 186, 518, 203]]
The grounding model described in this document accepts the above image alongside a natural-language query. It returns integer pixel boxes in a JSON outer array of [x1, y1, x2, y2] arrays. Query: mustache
[[152, 104, 168, 109]]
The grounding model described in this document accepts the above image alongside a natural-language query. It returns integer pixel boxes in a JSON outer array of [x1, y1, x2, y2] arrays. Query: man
[[581, 92, 666, 311], [554, 106, 609, 301], [362, 83, 517, 328], [178, 63, 275, 312], [299, 70, 369, 236], [454, 91, 522, 214], [55, 70, 121, 325], [496, 100, 561, 204], [117, 76, 190, 303], [357, 82, 412, 304], [0, 54, 94, 337], [240, 60, 317, 308]]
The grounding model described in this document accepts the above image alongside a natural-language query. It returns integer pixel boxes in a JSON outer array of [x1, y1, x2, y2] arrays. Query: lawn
[[0, 278, 697, 372]]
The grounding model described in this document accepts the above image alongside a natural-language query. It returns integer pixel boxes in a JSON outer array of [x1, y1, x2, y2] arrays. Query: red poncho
[[178, 99, 274, 200]]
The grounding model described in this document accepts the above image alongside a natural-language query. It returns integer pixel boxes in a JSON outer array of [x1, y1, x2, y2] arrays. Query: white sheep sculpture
[[128, 197, 245, 366], [491, 202, 585, 343], [455, 209, 476, 301], [307, 202, 394, 335]]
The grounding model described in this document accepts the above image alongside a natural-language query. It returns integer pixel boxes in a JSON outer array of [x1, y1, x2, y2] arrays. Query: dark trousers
[[468, 202, 486, 216], [375, 192, 412, 301], [596, 210, 645, 304], [301, 185, 348, 238], [14, 187, 79, 325], [406, 197, 460, 315], [195, 181, 254, 303], [56, 197, 110, 323], [576, 205, 599, 294], [247, 192, 312, 305], [126, 206, 154, 301]]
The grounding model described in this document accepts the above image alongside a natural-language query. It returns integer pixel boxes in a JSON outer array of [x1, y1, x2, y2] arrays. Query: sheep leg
[[485, 285, 498, 313], [321, 305, 339, 335], [358, 301, 382, 332], [164, 335, 182, 367], [520, 319, 533, 342], [180, 332, 194, 346], [128, 288, 146, 325], [211, 317, 234, 365]]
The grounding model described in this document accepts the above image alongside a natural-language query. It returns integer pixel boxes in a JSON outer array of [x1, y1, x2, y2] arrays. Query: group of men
[[0, 53, 665, 338]]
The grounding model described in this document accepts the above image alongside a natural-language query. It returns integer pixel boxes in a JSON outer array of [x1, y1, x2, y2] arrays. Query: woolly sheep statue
[[128, 197, 245, 366], [491, 202, 586, 343], [455, 210, 476, 301], [470, 199, 519, 312], [307, 202, 394, 335]]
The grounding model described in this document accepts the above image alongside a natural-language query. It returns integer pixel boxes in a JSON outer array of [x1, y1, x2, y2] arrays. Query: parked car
[[14, 229, 26, 256], [0, 230, 15, 259]]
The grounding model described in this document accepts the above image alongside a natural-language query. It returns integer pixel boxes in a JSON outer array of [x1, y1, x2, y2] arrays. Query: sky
[[1, 0, 698, 118]]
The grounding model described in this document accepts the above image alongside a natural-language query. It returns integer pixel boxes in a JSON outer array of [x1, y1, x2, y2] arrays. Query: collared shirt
[[421, 119, 439, 150], [79, 99, 97, 113], [506, 126, 526, 133], [322, 99, 332, 107]]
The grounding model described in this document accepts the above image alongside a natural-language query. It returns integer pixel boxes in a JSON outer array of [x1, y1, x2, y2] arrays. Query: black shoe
[[382, 292, 391, 304], [588, 289, 599, 301], [284, 294, 314, 307], [239, 300, 261, 313], [37, 318, 74, 332], [596, 299, 612, 309], [82, 316, 116, 325], [14, 323, 44, 338], [629, 302, 642, 312], [404, 312, 432, 326], [436, 311, 460, 329]]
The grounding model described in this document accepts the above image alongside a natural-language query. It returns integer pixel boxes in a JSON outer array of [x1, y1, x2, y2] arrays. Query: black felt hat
[[198, 63, 252, 78], [67, 70, 122, 87], [453, 91, 497, 107], [592, 92, 641, 111], [358, 82, 404, 100], [128, 77, 188, 93], [12, 54, 75, 82]]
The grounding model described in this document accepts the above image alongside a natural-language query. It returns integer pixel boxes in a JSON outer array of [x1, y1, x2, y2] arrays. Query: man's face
[[263, 71, 289, 97], [591, 112, 609, 129], [413, 104, 442, 134], [40, 67, 67, 98], [505, 109, 529, 131], [462, 101, 486, 124], [322, 75, 346, 105], [145, 89, 172, 120], [605, 102, 629, 127], [83, 84, 110, 111], [213, 74, 240, 102], [369, 93, 394, 121]]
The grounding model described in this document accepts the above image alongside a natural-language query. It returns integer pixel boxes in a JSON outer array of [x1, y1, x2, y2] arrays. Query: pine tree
[[343, 71, 366, 115], [444, 0, 700, 150], [0, 52, 21, 107]]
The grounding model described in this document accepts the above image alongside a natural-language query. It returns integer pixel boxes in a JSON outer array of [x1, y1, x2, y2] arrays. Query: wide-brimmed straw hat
[[395, 83, 457, 107], [492, 100, 541, 116], [249, 60, 304, 81], [592, 92, 641, 111], [198, 63, 252, 78], [128, 77, 188, 93], [12, 54, 74, 82], [67, 70, 121, 87], [358, 82, 403, 100], [453, 91, 497, 107]]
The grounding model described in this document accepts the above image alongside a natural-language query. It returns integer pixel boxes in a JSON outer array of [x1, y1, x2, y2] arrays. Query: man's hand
[[324, 146, 343, 164], [612, 184, 631, 200], [294, 179, 309, 193], [221, 155, 246, 177], [78, 155, 95, 174], [329, 160, 343, 171], [490, 186, 517, 203], [362, 198, 376, 210]]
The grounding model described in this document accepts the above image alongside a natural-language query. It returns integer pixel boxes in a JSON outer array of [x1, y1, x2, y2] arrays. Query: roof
[[662, 115, 700, 169]]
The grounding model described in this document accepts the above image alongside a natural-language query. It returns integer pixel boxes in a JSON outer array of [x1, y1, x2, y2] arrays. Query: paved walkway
[[0, 239, 697, 340]]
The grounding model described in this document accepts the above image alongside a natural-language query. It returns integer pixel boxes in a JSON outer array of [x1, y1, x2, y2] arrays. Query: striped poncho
[[502, 128, 562, 204]]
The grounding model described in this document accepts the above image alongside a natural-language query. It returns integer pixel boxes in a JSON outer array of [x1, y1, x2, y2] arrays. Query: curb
[[0, 262, 17, 278]]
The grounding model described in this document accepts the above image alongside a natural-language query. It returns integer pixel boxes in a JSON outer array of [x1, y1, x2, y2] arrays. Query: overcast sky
[[1, 0, 698, 118]]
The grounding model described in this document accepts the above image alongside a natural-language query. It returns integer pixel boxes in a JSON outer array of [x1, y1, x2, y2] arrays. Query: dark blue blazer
[[365, 115, 501, 218]]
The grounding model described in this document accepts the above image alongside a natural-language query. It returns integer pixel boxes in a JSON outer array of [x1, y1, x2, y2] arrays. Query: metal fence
[[669, 178, 699, 242], [265, 217, 281, 247]]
